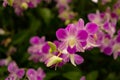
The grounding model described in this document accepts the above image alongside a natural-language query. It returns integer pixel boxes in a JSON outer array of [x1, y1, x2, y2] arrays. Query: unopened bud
[[8, 0, 14, 6], [0, 28, 5, 35], [21, 2, 28, 10], [47, 56, 62, 67], [116, 9, 120, 15]]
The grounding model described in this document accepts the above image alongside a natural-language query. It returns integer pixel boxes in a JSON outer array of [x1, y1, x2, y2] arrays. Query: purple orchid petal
[[87, 36, 99, 47], [5, 74, 16, 80], [103, 22, 110, 30], [66, 24, 76, 35], [37, 76, 42, 80], [60, 54, 69, 63], [118, 52, 120, 56], [42, 43, 50, 53], [77, 19, 84, 29], [104, 34, 111, 39], [26, 69, 36, 80], [2, 0, 7, 7], [111, 13, 118, 19], [117, 30, 120, 35], [65, 24, 72, 30], [0, 59, 7, 66], [8, 61, 18, 73], [77, 30, 88, 41], [39, 36, 46, 44], [86, 22, 98, 35], [28, 2, 34, 8], [116, 35, 120, 43], [27, 69, 36, 76], [15, 8, 23, 16], [88, 13, 96, 21], [67, 46, 76, 54], [100, 12, 105, 18], [76, 42, 84, 52], [74, 54, 84, 65], [37, 68, 46, 79], [56, 28, 67, 40], [81, 41, 87, 47], [30, 36, 40, 45], [16, 69, 25, 79], [103, 47, 113, 56], [53, 40, 60, 48], [59, 41, 67, 50], [113, 52, 119, 60], [80, 76, 86, 80]]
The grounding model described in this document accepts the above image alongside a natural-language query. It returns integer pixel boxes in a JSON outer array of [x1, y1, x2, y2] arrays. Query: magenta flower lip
[[67, 46, 76, 54]]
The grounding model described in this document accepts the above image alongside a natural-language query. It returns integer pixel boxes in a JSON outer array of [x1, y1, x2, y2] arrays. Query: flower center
[[103, 38, 109, 45], [68, 36, 76, 48], [113, 44, 120, 51], [60, 0, 67, 5]]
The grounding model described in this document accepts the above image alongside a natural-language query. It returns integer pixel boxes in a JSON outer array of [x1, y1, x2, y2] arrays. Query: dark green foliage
[[0, 0, 120, 80]]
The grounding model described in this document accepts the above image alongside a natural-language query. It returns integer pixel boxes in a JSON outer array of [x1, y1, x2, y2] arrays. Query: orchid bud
[[21, 2, 28, 10], [47, 56, 62, 67], [8, 0, 14, 6]]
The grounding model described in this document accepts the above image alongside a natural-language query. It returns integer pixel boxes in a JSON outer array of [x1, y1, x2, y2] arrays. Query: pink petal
[[56, 28, 67, 40], [86, 22, 98, 35], [76, 42, 84, 52], [8, 61, 18, 73], [77, 18, 84, 29], [80, 76, 86, 80], [16, 69, 25, 79], [74, 54, 84, 65], [77, 30, 88, 41], [66, 24, 76, 35], [88, 13, 96, 21], [30, 36, 40, 45]]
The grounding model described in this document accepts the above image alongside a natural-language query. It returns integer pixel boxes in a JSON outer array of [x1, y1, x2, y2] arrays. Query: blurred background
[[0, 0, 120, 80]]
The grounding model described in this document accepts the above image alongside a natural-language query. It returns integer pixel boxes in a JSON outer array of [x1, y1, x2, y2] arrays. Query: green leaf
[[63, 71, 82, 80], [0, 66, 8, 79], [105, 73, 118, 80], [12, 30, 30, 45], [29, 17, 41, 33], [44, 72, 59, 80], [12, 15, 41, 45], [86, 71, 98, 80], [39, 8, 53, 25]]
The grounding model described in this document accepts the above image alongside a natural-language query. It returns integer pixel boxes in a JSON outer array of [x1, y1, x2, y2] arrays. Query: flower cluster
[[3, 0, 41, 15], [88, 9, 117, 37], [26, 68, 46, 80], [1, 0, 120, 80], [28, 18, 99, 67], [5, 61, 25, 80], [0, 57, 11, 66], [113, 0, 120, 19], [5, 61, 46, 80], [88, 7, 120, 59], [55, 0, 77, 21]]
